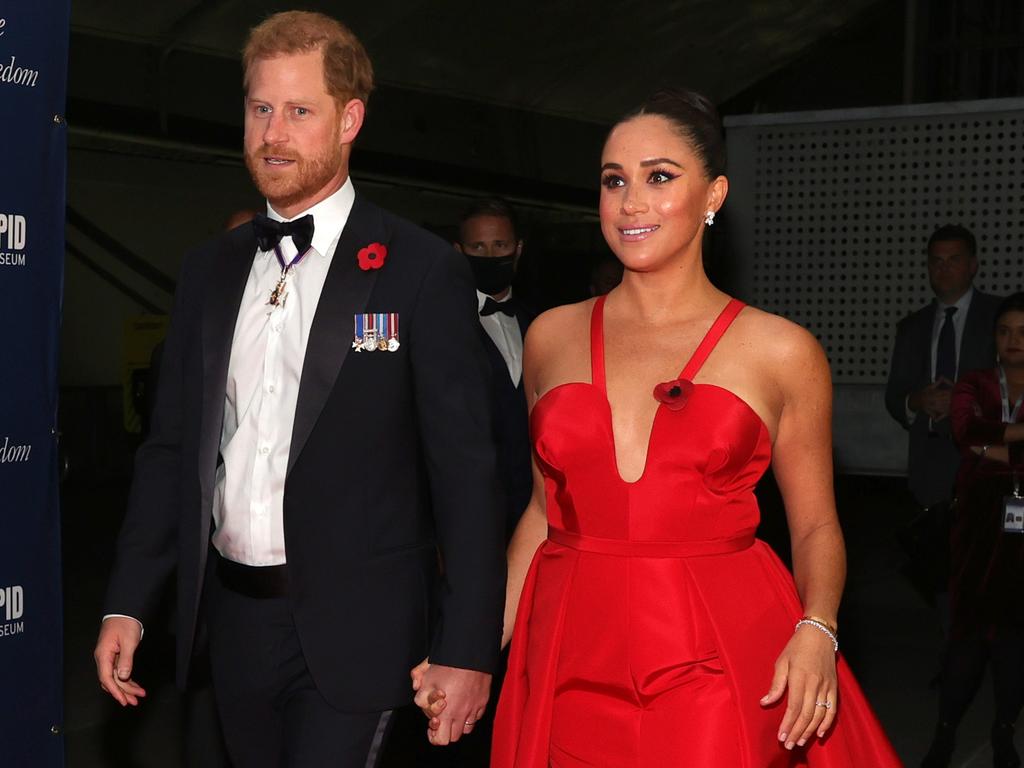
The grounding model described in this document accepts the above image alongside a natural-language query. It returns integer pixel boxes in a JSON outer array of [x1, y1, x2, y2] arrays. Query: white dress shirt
[[103, 181, 355, 628], [906, 286, 975, 423], [477, 289, 523, 387], [212, 179, 355, 566]]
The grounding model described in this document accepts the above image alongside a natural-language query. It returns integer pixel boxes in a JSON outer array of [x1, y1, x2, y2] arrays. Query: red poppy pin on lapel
[[357, 242, 387, 271]]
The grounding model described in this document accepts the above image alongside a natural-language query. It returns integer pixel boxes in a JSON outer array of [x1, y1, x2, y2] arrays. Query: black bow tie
[[252, 213, 315, 256], [480, 296, 517, 317]]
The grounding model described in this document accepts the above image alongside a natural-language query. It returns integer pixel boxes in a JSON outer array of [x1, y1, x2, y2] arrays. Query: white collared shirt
[[212, 179, 355, 566], [477, 289, 523, 387]]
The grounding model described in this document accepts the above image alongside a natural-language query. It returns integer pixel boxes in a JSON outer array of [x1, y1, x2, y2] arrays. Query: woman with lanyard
[[921, 291, 1024, 768]]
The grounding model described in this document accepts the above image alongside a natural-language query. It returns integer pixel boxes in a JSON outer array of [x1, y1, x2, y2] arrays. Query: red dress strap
[[679, 299, 746, 381], [590, 295, 607, 392]]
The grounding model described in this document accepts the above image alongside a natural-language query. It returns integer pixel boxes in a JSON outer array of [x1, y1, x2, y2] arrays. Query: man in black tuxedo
[[93, 11, 504, 766], [455, 199, 536, 541], [885, 224, 1000, 598], [396, 200, 536, 767]]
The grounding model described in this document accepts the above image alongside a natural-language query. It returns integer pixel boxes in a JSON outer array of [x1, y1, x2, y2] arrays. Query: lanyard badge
[[999, 367, 1024, 533], [1003, 491, 1024, 534]]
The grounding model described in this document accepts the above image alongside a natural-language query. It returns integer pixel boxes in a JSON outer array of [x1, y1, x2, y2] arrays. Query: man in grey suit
[[886, 224, 1001, 601]]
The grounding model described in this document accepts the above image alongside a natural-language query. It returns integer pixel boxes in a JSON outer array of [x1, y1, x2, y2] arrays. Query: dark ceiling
[[66, 1, 1024, 205], [71, 0, 884, 123], [66, 1, 903, 209]]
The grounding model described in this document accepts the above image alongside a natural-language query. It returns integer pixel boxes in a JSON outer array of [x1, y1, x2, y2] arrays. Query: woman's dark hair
[[995, 292, 1024, 328], [615, 88, 726, 179]]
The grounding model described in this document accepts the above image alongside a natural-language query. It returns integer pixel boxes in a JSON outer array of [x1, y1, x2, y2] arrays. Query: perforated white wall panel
[[728, 100, 1023, 383], [725, 99, 1024, 473]]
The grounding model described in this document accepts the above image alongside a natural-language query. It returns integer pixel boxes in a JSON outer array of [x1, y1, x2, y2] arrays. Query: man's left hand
[[413, 663, 491, 745]]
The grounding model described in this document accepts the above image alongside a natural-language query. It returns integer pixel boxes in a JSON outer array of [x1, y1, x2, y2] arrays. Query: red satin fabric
[[492, 296, 902, 767]]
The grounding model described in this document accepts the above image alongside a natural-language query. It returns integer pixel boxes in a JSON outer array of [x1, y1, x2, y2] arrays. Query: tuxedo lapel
[[478, 323, 505, 370], [199, 227, 256, 511], [516, 313, 530, 340], [479, 321, 527, 395], [288, 194, 385, 475]]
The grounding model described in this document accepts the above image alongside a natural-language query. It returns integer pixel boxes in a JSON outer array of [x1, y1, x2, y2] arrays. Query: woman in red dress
[[920, 292, 1024, 768], [416, 89, 900, 766]]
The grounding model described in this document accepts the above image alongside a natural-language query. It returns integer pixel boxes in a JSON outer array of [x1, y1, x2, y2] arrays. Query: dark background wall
[[59, 0, 1024, 479]]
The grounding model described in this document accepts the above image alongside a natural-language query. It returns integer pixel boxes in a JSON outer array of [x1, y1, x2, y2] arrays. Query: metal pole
[[903, 0, 918, 103]]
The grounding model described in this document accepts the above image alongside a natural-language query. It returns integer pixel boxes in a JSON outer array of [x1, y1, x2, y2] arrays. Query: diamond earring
[[704, 210, 715, 226]]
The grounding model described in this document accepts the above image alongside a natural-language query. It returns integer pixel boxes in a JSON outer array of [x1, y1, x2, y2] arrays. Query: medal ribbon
[[268, 244, 312, 307], [354, 313, 399, 349], [274, 243, 310, 272]]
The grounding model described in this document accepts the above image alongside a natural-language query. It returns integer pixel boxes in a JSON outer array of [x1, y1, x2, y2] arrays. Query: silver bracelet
[[795, 618, 839, 652]]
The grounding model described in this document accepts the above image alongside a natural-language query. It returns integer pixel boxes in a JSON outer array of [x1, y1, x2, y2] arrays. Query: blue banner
[[0, 2, 69, 765]]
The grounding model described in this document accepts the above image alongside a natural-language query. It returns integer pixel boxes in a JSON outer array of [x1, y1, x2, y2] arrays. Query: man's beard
[[245, 139, 344, 212]]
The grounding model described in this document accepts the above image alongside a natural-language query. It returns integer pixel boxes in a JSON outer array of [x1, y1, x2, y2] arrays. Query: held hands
[[411, 658, 491, 745], [94, 616, 147, 707], [411, 659, 447, 732], [759, 623, 838, 750], [912, 378, 954, 421]]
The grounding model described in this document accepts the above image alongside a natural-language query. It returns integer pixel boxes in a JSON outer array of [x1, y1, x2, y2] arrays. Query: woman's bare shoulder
[[525, 299, 595, 353], [734, 304, 826, 368], [523, 299, 596, 395]]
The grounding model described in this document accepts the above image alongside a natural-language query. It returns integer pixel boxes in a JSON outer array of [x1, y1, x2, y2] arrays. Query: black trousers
[[901, 501, 953, 597], [938, 624, 1024, 727], [182, 651, 231, 768], [205, 559, 392, 768]]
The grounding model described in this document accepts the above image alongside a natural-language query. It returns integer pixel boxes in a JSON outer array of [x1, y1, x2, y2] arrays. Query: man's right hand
[[94, 617, 147, 706], [911, 379, 954, 421]]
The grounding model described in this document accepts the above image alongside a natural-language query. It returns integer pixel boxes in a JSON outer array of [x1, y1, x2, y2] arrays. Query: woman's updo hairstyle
[[615, 88, 726, 180]]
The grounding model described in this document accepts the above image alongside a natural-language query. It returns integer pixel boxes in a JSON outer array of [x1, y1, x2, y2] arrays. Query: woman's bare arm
[[759, 321, 845, 751]]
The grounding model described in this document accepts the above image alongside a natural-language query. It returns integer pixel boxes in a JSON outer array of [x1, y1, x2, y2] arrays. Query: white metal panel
[[725, 99, 1024, 473]]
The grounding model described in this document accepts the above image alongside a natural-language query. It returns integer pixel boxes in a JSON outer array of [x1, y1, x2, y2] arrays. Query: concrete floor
[[61, 474, 1014, 767]]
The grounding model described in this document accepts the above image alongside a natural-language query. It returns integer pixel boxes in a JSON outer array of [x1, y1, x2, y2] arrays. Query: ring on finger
[[815, 700, 832, 709]]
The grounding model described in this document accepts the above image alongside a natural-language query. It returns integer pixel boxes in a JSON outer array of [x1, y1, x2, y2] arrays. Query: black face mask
[[465, 254, 516, 295]]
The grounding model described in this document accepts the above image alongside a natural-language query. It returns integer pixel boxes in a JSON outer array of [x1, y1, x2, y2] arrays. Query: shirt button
[[260, 446, 270, 455], [272, 324, 282, 333], [267, 385, 276, 394]]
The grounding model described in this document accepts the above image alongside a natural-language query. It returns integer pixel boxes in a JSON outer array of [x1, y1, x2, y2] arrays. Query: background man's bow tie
[[252, 213, 315, 256], [480, 296, 517, 317]]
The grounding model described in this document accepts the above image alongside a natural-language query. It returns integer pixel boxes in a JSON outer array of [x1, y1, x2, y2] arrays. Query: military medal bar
[[353, 312, 400, 352]]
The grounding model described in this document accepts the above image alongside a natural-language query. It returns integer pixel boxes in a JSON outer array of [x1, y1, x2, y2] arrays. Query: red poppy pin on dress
[[653, 378, 694, 411], [357, 242, 387, 270]]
